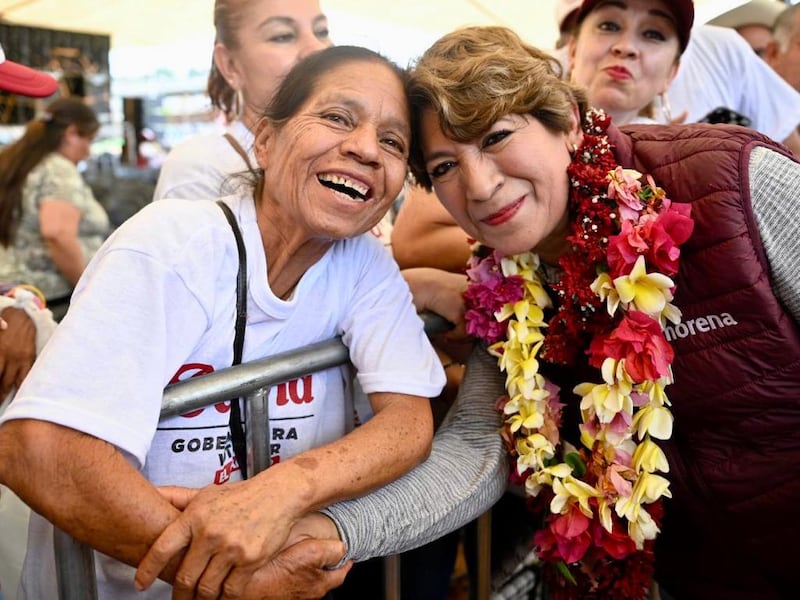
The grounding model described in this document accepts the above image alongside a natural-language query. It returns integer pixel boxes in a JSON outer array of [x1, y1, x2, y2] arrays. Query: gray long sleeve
[[322, 345, 509, 561], [749, 146, 800, 322]]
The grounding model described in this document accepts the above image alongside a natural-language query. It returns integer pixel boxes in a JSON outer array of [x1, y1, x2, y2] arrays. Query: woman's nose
[[342, 126, 380, 166], [610, 33, 639, 58], [463, 155, 502, 202], [299, 32, 331, 59]]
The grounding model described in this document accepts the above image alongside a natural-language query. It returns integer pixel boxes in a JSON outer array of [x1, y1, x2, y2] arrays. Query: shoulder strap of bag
[[223, 132, 255, 173], [216, 200, 249, 480]]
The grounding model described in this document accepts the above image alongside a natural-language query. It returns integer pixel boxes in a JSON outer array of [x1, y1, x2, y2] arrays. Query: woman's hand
[[402, 267, 467, 333], [0, 308, 36, 397], [135, 469, 307, 600]]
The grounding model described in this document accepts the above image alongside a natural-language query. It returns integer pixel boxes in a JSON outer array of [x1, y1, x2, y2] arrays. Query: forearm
[[0, 419, 182, 576], [322, 346, 509, 561], [392, 186, 472, 272], [44, 234, 86, 286], [256, 394, 433, 518], [780, 128, 800, 159]]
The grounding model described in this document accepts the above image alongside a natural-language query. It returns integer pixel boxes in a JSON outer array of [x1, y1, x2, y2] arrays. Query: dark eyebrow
[[594, 1, 677, 29], [323, 95, 410, 140], [258, 14, 328, 27]]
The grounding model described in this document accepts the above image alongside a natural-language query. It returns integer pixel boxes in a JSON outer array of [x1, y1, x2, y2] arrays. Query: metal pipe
[[54, 527, 97, 600], [53, 312, 452, 599]]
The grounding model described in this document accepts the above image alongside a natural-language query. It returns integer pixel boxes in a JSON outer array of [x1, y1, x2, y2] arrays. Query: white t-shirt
[[2, 193, 444, 599], [667, 25, 800, 141], [153, 120, 255, 202], [154, 121, 395, 246]]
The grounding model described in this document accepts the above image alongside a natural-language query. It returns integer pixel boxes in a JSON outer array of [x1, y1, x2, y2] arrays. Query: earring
[[229, 83, 244, 122], [571, 143, 578, 157], [660, 92, 673, 123]]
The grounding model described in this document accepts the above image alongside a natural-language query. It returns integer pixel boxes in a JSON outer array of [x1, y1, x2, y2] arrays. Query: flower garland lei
[[463, 109, 694, 599]]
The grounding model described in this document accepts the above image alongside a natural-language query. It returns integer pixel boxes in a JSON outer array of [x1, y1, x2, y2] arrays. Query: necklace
[[463, 109, 694, 599]]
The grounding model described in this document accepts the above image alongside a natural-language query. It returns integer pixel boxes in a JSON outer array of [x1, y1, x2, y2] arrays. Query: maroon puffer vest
[[606, 123, 800, 599]]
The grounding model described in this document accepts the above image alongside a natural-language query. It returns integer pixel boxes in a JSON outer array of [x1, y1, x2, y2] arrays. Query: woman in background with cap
[[568, 0, 693, 125]]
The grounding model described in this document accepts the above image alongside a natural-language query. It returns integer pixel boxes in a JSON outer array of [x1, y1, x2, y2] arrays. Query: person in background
[[764, 3, 800, 91], [707, 0, 785, 58], [153, 0, 398, 249], [0, 43, 59, 398], [0, 45, 443, 600], [0, 42, 60, 600], [568, 0, 692, 126], [553, 0, 800, 152], [0, 97, 111, 321]]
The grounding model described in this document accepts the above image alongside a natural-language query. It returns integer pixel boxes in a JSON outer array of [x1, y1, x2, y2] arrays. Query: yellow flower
[[613, 256, 675, 317], [628, 506, 660, 549], [591, 272, 621, 316], [516, 433, 554, 472], [505, 396, 544, 432], [632, 438, 669, 473], [575, 379, 633, 425], [551, 475, 600, 518], [632, 404, 673, 440]]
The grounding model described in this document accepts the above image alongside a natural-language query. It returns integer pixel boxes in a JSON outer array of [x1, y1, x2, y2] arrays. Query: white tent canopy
[[0, 0, 762, 65]]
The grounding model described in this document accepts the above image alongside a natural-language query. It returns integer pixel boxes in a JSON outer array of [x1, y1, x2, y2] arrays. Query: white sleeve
[[749, 146, 800, 322], [0, 213, 214, 466], [153, 139, 235, 201], [732, 37, 800, 142], [321, 345, 509, 561], [341, 237, 446, 399], [667, 26, 800, 142]]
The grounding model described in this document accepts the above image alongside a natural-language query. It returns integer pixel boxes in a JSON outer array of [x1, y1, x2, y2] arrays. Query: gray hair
[[773, 4, 800, 54]]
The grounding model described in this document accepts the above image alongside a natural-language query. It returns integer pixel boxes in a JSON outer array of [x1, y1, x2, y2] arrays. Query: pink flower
[[607, 167, 644, 221], [588, 311, 673, 382]]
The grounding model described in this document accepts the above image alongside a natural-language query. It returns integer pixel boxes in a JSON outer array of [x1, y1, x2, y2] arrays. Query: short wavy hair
[[407, 26, 588, 190]]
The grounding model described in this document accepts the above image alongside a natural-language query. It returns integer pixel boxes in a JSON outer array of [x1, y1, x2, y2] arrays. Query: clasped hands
[[134, 476, 350, 600]]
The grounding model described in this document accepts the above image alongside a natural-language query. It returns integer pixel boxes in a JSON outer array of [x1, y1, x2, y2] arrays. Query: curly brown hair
[[407, 26, 589, 190]]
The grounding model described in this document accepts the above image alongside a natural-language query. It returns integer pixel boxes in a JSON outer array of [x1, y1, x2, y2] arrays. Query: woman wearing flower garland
[[314, 25, 800, 600], [408, 24, 800, 600]]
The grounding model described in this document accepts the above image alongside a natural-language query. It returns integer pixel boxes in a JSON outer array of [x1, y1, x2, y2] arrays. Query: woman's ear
[[661, 58, 681, 95], [565, 101, 584, 151], [567, 36, 578, 76], [252, 117, 274, 170], [213, 42, 240, 90]]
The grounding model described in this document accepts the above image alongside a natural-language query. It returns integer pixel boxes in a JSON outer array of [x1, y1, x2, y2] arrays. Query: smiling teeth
[[318, 173, 369, 198]]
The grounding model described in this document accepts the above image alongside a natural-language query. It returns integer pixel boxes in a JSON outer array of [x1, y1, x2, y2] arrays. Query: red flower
[[607, 206, 694, 278], [535, 504, 593, 564], [592, 515, 637, 560], [588, 311, 673, 382]]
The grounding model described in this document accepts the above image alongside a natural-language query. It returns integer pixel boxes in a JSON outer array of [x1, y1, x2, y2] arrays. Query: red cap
[[575, 0, 695, 52], [0, 44, 59, 98]]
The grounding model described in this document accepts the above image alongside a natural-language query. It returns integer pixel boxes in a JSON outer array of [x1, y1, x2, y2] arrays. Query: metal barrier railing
[[52, 312, 492, 599]]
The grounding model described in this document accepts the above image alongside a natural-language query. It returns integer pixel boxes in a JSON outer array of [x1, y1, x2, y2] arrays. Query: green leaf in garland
[[556, 561, 578, 585], [565, 452, 586, 478]]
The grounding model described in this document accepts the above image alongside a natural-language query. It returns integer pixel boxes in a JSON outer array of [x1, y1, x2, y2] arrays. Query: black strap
[[217, 200, 249, 480]]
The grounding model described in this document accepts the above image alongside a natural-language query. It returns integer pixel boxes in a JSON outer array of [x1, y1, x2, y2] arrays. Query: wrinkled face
[[569, 0, 680, 124], [736, 24, 773, 58], [421, 109, 581, 261], [769, 13, 800, 91], [221, 0, 331, 123], [257, 60, 410, 242]]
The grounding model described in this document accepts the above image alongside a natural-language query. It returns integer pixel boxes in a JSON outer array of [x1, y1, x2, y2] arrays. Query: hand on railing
[[134, 472, 319, 599]]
